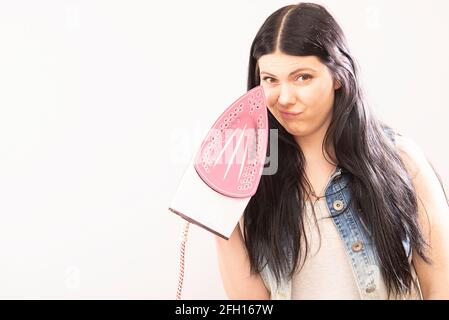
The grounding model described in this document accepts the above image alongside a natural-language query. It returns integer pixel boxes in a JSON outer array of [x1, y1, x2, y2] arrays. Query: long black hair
[[243, 2, 430, 297]]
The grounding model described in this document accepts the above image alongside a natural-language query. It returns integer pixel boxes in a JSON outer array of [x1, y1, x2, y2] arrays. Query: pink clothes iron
[[168, 86, 269, 240]]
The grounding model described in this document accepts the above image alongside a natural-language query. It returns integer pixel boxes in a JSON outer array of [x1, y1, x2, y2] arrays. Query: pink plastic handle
[[194, 86, 268, 198]]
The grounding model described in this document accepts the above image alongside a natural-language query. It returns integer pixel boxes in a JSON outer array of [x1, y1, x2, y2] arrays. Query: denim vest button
[[352, 241, 363, 252], [333, 200, 344, 211], [365, 284, 376, 293]]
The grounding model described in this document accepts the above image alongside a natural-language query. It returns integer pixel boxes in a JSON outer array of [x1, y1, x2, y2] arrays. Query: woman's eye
[[296, 74, 312, 81], [261, 75, 312, 84], [262, 76, 276, 84]]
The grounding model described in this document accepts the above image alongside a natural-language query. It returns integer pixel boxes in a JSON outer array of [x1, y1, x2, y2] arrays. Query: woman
[[215, 2, 449, 300]]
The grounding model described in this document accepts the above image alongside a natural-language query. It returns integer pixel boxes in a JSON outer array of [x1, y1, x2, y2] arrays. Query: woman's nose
[[278, 83, 297, 106]]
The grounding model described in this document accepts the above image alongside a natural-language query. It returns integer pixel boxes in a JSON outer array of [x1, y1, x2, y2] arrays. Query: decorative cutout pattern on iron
[[194, 86, 268, 198]]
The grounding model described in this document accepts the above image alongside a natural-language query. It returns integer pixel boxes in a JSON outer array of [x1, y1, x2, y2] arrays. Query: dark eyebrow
[[260, 67, 316, 77]]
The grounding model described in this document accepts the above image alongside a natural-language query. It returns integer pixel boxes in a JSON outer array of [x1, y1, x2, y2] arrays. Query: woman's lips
[[279, 110, 303, 119]]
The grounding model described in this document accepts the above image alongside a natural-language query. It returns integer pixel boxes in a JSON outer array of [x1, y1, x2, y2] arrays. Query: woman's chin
[[272, 115, 310, 137], [282, 124, 308, 138]]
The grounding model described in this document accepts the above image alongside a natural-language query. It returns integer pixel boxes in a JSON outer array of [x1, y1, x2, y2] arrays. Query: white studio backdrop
[[0, 0, 448, 299]]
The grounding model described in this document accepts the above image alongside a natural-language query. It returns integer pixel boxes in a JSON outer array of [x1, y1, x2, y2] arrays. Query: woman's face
[[258, 51, 341, 139]]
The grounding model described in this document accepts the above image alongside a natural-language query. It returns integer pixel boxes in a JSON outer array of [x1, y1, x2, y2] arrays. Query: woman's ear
[[334, 79, 342, 90]]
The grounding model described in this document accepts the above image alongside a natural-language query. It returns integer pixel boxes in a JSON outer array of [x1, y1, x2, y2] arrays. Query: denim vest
[[258, 131, 417, 300]]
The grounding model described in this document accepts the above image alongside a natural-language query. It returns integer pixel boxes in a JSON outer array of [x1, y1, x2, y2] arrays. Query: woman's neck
[[294, 124, 337, 200], [293, 124, 335, 166]]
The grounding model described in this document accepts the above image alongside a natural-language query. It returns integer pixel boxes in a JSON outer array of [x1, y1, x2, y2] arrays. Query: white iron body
[[168, 155, 251, 239]]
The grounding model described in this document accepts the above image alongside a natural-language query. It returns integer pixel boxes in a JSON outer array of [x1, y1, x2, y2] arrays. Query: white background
[[0, 0, 448, 299]]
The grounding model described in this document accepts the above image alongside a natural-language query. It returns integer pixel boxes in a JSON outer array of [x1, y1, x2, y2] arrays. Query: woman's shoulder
[[393, 133, 436, 185]]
